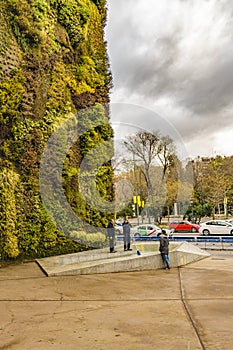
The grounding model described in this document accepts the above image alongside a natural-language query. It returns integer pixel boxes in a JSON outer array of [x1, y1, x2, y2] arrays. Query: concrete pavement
[[0, 250, 233, 350]]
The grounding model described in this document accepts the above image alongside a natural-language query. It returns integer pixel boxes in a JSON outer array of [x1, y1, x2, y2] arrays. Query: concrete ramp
[[36, 242, 210, 276]]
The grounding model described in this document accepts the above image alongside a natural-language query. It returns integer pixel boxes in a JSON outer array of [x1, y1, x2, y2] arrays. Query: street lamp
[[224, 196, 228, 218], [190, 199, 193, 222], [124, 141, 140, 224]]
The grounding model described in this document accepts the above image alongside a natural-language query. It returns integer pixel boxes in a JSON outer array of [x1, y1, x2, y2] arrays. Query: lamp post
[[224, 196, 228, 218], [124, 141, 139, 224], [190, 199, 193, 222]]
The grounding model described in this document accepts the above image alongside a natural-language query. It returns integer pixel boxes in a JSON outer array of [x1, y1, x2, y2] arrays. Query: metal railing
[[117, 235, 233, 250]]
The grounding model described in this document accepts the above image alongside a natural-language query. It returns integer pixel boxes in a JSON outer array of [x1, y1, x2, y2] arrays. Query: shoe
[[110, 250, 117, 253], [124, 249, 127, 251], [127, 248, 132, 251]]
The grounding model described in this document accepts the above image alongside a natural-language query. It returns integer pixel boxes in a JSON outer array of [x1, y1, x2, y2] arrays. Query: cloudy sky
[[105, 0, 233, 159]]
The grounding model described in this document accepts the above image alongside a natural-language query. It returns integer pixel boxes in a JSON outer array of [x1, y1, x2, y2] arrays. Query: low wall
[[36, 241, 210, 276]]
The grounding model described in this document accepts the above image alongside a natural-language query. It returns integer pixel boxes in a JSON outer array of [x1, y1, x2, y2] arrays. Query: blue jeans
[[161, 253, 170, 268]]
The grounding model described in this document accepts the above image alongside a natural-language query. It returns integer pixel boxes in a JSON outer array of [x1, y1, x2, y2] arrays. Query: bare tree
[[123, 130, 177, 221], [124, 131, 176, 190], [124, 131, 161, 193], [157, 135, 176, 180]]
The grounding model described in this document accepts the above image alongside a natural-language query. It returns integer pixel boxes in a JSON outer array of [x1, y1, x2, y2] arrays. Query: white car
[[199, 220, 233, 235], [132, 224, 162, 237], [115, 222, 123, 235]]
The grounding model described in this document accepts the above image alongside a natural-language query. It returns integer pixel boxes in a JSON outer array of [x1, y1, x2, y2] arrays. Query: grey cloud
[[107, 0, 233, 109], [106, 0, 233, 156], [177, 55, 233, 114], [109, 33, 182, 99], [110, 27, 233, 116]]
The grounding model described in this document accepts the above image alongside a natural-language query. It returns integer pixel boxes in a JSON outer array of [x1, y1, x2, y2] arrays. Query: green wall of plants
[[0, 0, 113, 260]]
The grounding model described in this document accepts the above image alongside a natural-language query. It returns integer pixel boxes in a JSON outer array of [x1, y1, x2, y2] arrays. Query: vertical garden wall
[[0, 0, 113, 260]]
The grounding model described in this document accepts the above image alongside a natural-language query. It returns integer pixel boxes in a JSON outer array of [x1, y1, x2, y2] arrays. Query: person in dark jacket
[[159, 229, 170, 269], [107, 219, 116, 253], [122, 217, 132, 251]]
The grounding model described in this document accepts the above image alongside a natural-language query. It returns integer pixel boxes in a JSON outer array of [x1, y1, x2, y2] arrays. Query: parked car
[[132, 224, 162, 237], [199, 220, 233, 235], [115, 222, 123, 235], [168, 220, 199, 233]]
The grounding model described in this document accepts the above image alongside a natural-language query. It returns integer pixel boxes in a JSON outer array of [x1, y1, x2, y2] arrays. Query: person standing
[[107, 219, 116, 253], [122, 217, 132, 251], [159, 229, 170, 269]]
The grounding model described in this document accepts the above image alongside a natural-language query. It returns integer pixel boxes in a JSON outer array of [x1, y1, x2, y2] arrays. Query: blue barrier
[[222, 237, 233, 243], [197, 237, 221, 243], [117, 235, 233, 244], [171, 236, 196, 242], [134, 236, 160, 241]]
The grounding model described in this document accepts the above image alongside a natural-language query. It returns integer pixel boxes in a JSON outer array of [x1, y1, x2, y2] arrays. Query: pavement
[[0, 250, 233, 350]]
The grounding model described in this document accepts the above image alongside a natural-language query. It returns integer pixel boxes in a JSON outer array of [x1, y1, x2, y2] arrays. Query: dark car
[[168, 220, 199, 233]]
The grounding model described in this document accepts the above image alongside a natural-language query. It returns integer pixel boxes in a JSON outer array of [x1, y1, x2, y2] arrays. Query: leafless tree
[[124, 131, 176, 192], [157, 135, 176, 180], [123, 130, 177, 221]]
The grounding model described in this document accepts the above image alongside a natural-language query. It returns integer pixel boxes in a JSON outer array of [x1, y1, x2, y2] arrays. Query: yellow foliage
[[70, 230, 106, 246]]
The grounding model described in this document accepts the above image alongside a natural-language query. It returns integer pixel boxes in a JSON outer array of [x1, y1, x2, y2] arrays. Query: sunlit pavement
[[0, 250, 233, 349]]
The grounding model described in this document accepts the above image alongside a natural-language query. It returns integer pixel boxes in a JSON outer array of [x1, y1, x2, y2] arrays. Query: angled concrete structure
[[36, 241, 210, 276]]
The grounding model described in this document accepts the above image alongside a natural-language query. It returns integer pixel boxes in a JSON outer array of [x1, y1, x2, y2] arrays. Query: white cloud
[[214, 129, 233, 156]]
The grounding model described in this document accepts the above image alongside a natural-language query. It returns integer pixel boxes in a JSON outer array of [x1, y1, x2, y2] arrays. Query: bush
[[70, 230, 106, 248]]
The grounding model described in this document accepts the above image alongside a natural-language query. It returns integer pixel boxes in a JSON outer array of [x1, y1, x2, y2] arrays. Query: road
[[117, 233, 233, 252]]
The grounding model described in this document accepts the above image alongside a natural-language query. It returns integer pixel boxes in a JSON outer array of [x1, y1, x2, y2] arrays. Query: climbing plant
[[0, 0, 113, 260]]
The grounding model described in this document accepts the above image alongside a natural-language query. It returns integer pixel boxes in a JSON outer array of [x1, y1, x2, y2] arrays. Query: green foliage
[[117, 202, 134, 219], [62, 104, 114, 229], [57, 0, 88, 49], [186, 202, 213, 222], [0, 69, 24, 123], [7, 0, 49, 49], [0, 0, 113, 261], [0, 167, 19, 259], [188, 155, 233, 219], [76, 55, 105, 91]]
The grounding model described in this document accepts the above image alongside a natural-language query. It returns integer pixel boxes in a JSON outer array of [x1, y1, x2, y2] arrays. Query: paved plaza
[[0, 250, 233, 350]]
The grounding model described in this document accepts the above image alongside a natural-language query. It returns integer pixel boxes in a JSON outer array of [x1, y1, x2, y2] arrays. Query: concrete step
[[36, 242, 210, 276]]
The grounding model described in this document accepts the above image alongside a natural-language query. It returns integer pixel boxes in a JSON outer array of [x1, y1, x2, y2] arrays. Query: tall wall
[[0, 0, 113, 259]]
